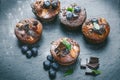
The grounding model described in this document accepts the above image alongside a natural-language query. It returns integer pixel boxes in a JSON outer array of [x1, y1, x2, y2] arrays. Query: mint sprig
[[67, 7, 74, 12], [64, 68, 74, 77], [62, 39, 71, 50], [92, 70, 101, 75]]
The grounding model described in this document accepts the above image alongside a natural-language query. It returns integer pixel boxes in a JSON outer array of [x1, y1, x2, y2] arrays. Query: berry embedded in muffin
[[59, 4, 86, 30], [82, 18, 110, 44], [50, 37, 80, 65], [31, 0, 60, 22], [14, 18, 43, 44]]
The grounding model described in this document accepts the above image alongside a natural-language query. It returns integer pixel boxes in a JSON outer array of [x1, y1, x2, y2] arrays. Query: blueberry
[[51, 62, 59, 70], [66, 11, 73, 20], [43, 0, 51, 8], [31, 47, 38, 57], [49, 68, 56, 79], [47, 55, 54, 62], [26, 50, 32, 58], [21, 45, 29, 54], [43, 60, 51, 70], [74, 6, 81, 13], [91, 18, 98, 23], [51, 0, 58, 9]]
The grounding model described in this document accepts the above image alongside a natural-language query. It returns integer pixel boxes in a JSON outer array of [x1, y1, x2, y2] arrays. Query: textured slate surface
[[0, 0, 120, 80]]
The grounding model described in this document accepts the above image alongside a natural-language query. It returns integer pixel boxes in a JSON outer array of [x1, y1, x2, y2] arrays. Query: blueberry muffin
[[50, 37, 80, 65], [31, 0, 60, 21], [82, 18, 110, 44], [15, 18, 43, 44], [59, 4, 86, 30]]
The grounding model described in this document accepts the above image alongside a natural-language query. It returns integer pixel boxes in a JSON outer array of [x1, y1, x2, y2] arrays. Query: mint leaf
[[62, 39, 71, 50], [93, 22, 100, 30], [92, 70, 101, 75], [64, 68, 74, 77], [67, 7, 74, 12]]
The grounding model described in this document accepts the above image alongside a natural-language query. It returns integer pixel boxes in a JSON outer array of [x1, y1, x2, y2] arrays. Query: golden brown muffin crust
[[50, 38, 80, 65], [82, 18, 110, 43], [15, 18, 42, 44], [31, 0, 60, 21]]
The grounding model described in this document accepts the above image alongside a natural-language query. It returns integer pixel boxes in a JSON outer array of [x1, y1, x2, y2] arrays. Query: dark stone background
[[0, 0, 120, 80]]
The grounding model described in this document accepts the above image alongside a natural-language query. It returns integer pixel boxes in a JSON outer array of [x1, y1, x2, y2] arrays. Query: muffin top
[[31, 0, 60, 20], [50, 38, 80, 65], [59, 4, 86, 27], [15, 18, 42, 44], [82, 18, 110, 41]]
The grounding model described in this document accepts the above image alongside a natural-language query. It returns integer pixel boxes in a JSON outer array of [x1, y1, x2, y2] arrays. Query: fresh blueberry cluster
[[66, 6, 81, 20], [43, 55, 59, 79], [21, 45, 38, 58], [74, 6, 81, 13], [43, 0, 59, 9]]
